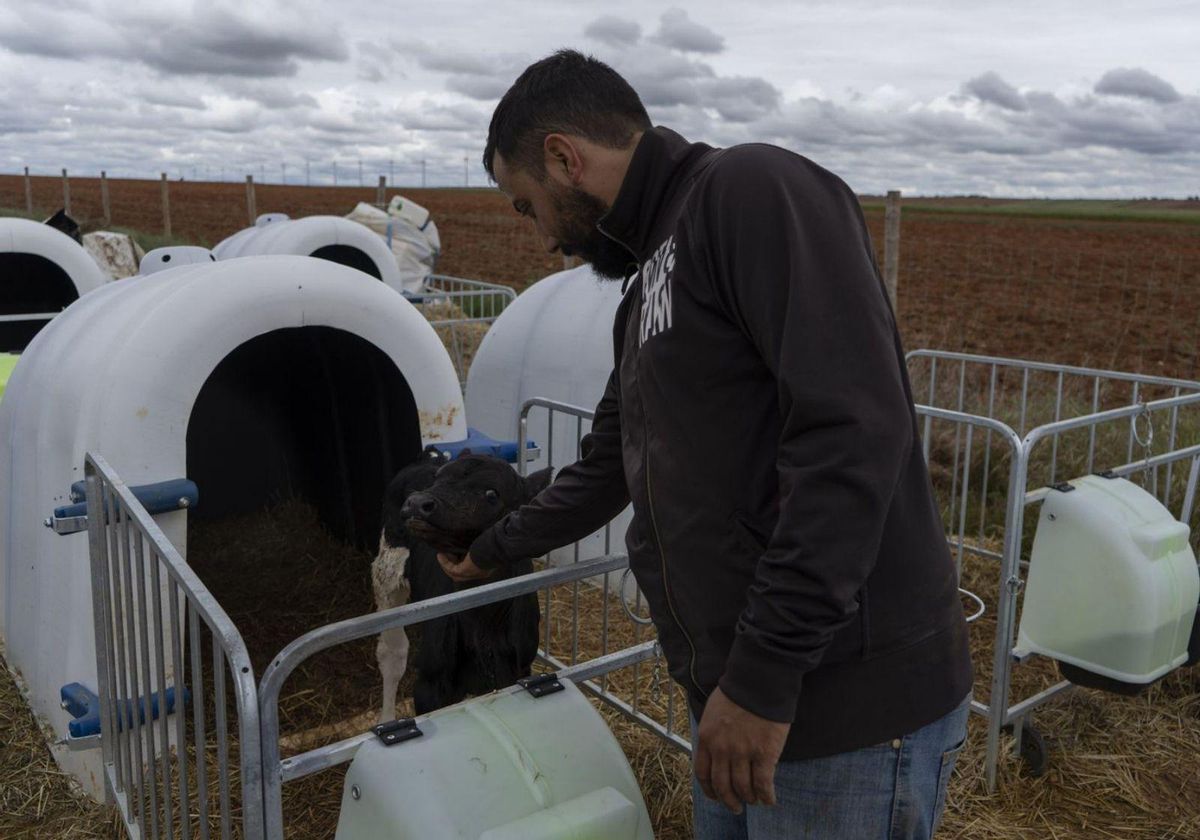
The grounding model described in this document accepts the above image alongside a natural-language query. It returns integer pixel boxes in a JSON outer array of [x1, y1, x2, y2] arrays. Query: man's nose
[[401, 492, 438, 519]]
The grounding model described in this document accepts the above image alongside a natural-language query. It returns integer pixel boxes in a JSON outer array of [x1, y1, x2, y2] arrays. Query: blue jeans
[[691, 694, 970, 840]]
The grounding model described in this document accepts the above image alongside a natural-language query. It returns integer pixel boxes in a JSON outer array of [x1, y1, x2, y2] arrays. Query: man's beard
[[549, 181, 634, 280]]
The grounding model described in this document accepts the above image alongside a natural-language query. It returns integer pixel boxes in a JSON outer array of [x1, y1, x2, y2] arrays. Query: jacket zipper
[[643, 439, 706, 698], [597, 222, 707, 699]]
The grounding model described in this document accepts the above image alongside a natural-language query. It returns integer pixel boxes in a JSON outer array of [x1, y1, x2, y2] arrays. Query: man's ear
[[543, 134, 583, 185], [523, 467, 554, 500]]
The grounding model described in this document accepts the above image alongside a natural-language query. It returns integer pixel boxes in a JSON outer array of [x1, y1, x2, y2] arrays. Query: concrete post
[[246, 175, 257, 226], [160, 173, 171, 237], [100, 171, 111, 226], [883, 190, 902, 311]]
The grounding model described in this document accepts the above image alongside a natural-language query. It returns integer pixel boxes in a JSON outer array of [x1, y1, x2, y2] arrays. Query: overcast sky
[[1, 1, 1197, 196]]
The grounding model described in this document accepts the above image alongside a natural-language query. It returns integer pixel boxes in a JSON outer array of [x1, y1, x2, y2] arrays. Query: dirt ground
[[3, 174, 1198, 379]]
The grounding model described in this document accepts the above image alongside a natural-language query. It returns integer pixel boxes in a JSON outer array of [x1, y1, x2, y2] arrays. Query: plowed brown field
[[4, 175, 1200, 379]]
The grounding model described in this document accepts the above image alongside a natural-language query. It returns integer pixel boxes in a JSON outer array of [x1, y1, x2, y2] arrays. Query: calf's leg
[[372, 540, 412, 723]]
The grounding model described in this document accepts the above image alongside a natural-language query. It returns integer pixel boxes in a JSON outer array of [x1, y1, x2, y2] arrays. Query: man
[[439, 49, 973, 839]]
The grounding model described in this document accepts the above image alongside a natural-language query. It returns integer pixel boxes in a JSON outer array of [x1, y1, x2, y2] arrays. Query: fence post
[[100, 171, 111, 226], [246, 175, 257, 225], [62, 168, 71, 216], [883, 189, 901, 311], [160, 173, 171, 237], [376, 174, 386, 206], [23, 166, 32, 214]]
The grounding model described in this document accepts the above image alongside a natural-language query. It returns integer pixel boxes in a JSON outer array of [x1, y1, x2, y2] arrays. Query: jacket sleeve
[[468, 370, 630, 570], [700, 151, 915, 723]]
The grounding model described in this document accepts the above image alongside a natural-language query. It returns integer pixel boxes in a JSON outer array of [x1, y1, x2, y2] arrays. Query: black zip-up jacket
[[470, 127, 973, 759]]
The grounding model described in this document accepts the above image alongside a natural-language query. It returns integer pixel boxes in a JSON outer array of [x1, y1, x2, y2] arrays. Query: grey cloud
[[305, 113, 362, 135], [0, 9, 123, 59], [400, 41, 521, 78], [131, 9, 348, 78], [219, 80, 320, 109], [1096, 68, 1181, 104], [356, 41, 403, 84], [446, 74, 513, 101], [637, 76, 703, 108], [180, 107, 265, 134], [140, 89, 207, 111], [652, 9, 724, 54], [400, 42, 530, 100], [0, 5, 347, 78], [752, 74, 1200, 184], [391, 102, 486, 133], [963, 72, 1027, 112], [703, 76, 781, 122], [584, 16, 642, 48], [413, 51, 494, 76], [615, 50, 714, 107]]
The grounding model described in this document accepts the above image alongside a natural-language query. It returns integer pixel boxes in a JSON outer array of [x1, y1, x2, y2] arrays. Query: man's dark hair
[[483, 49, 651, 180]]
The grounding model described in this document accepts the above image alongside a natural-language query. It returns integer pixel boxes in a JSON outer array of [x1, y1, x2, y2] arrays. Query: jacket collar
[[598, 126, 712, 260]]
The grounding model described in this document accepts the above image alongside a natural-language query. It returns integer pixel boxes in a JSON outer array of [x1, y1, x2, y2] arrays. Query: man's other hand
[[695, 686, 790, 814], [437, 552, 495, 583]]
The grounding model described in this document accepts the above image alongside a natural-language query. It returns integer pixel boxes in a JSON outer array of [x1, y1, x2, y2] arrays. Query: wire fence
[[3, 171, 1199, 376]]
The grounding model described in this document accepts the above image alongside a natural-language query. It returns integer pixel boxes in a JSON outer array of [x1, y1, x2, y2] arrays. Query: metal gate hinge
[[517, 672, 565, 698], [373, 717, 422, 746]]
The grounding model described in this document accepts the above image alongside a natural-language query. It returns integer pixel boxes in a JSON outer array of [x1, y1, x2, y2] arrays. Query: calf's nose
[[401, 492, 438, 520]]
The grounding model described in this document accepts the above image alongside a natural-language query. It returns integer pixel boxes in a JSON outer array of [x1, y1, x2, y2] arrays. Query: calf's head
[[400, 454, 552, 556], [381, 449, 448, 548]]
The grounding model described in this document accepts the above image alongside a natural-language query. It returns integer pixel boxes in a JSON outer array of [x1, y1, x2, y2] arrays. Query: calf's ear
[[523, 467, 554, 500]]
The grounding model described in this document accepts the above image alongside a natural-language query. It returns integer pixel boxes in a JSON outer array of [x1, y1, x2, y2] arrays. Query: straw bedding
[[3, 507, 1198, 838]]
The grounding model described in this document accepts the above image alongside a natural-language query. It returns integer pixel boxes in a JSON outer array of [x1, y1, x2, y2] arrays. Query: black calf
[[379, 451, 551, 714]]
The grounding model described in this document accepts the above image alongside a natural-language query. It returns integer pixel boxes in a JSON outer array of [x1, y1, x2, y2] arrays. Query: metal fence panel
[[517, 398, 690, 752], [406, 274, 517, 386], [906, 350, 1200, 791], [85, 454, 263, 840]]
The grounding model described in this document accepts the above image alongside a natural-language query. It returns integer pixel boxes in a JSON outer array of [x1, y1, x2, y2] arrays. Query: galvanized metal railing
[[907, 350, 1200, 791], [518, 397, 692, 753], [84, 453, 263, 839], [257, 553, 652, 839], [417, 274, 516, 325], [406, 274, 517, 386]]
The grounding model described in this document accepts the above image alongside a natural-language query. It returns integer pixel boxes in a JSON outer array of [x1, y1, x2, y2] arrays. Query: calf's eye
[[484, 489, 500, 503]]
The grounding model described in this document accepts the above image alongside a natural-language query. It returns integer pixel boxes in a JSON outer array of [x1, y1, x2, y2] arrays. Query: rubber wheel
[[1017, 726, 1049, 778]]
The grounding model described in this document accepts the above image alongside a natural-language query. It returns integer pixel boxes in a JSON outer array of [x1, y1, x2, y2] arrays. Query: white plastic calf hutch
[[0, 217, 106, 352], [214, 214, 408, 294], [0, 254, 466, 801], [139, 245, 217, 275], [465, 263, 633, 575]]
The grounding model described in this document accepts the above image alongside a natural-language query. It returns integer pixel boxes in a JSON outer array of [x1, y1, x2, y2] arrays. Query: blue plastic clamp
[[55, 478, 200, 521], [61, 681, 190, 738], [434, 427, 537, 464]]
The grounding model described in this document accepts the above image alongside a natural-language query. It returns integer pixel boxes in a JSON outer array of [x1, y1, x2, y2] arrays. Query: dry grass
[[3, 508, 1198, 839], [416, 299, 491, 384], [939, 549, 1200, 839], [0, 654, 123, 838]]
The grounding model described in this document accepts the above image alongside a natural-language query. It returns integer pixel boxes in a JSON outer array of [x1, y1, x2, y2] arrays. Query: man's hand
[[436, 552, 496, 583], [695, 686, 790, 814]]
